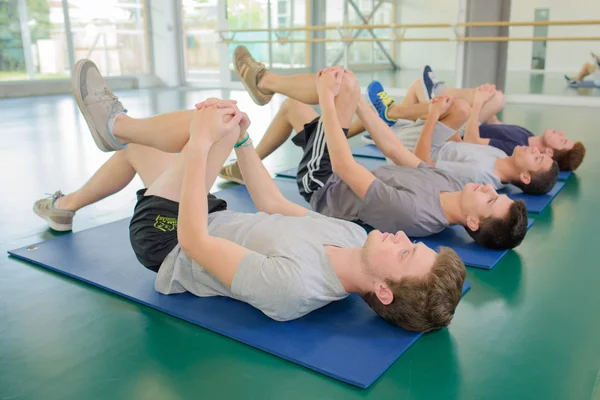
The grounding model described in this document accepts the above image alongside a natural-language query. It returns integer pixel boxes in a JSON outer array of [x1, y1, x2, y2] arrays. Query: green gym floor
[[1, 88, 599, 400]]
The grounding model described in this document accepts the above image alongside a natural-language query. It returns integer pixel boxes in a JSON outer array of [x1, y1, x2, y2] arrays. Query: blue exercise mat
[[500, 181, 566, 214], [352, 145, 573, 181], [275, 156, 386, 179], [558, 170, 571, 181], [217, 180, 534, 270], [352, 144, 386, 159], [9, 220, 470, 389]]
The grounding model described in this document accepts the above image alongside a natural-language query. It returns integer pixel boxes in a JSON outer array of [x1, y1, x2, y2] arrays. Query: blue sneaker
[[367, 81, 397, 127], [422, 65, 445, 100]]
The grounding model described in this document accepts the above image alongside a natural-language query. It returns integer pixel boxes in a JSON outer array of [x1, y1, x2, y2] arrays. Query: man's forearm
[[179, 141, 212, 248], [235, 143, 307, 216], [413, 112, 441, 164], [319, 97, 356, 173], [463, 103, 483, 144], [356, 98, 418, 167]]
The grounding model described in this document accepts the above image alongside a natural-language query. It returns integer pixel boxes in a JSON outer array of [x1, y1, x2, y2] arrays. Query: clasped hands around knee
[[316, 66, 360, 101], [190, 97, 251, 145]]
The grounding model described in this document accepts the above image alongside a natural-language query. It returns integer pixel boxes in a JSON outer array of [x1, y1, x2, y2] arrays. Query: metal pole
[[61, 0, 76, 73], [347, 0, 399, 70], [343, 0, 349, 68], [17, 0, 35, 79], [290, 0, 295, 67], [331, 0, 383, 66], [267, 0, 273, 68]]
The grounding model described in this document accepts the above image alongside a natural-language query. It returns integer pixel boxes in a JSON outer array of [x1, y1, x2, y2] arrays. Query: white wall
[[395, 0, 460, 71], [507, 0, 600, 72]]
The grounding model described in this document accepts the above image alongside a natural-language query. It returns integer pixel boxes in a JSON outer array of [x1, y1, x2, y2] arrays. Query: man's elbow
[[177, 226, 208, 254], [331, 156, 353, 178]]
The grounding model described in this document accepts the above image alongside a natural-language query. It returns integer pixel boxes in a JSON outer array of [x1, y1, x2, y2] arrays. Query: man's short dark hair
[[466, 200, 528, 250], [512, 161, 559, 195]]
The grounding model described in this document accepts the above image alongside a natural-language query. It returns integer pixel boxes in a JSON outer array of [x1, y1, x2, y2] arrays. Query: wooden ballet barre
[[219, 36, 600, 44], [458, 36, 600, 42], [458, 19, 600, 27], [217, 19, 600, 35]]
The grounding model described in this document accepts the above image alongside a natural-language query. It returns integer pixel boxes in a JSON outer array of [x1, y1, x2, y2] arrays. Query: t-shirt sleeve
[[359, 179, 416, 233], [231, 251, 304, 321]]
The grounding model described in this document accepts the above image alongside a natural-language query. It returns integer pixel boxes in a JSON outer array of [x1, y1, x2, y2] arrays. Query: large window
[[325, 0, 395, 67], [183, 0, 220, 81], [0, 0, 149, 82], [0, 0, 69, 81], [225, 0, 308, 72], [68, 0, 149, 76]]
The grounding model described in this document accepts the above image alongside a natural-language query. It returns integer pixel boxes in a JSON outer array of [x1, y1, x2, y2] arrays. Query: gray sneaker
[[72, 59, 127, 152], [33, 191, 75, 231]]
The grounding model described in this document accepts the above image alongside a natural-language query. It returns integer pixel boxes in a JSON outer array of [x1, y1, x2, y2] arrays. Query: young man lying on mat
[[367, 69, 586, 172], [407, 84, 560, 195], [223, 46, 528, 250], [34, 59, 466, 332]]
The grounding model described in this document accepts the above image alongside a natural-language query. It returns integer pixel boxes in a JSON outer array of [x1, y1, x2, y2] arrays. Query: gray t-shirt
[[309, 163, 463, 237], [155, 210, 366, 321], [435, 142, 508, 190]]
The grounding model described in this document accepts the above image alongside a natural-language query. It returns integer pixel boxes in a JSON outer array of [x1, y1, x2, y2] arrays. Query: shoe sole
[[71, 59, 116, 152], [236, 66, 268, 106], [33, 206, 73, 232], [218, 172, 245, 185], [421, 66, 433, 101], [361, 135, 376, 145]]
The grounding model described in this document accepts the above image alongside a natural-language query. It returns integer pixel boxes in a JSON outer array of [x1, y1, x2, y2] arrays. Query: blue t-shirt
[[478, 124, 534, 156]]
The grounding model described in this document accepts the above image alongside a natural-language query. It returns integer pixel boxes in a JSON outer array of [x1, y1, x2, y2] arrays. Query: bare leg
[[348, 118, 366, 137], [254, 98, 318, 160], [56, 145, 177, 212], [576, 62, 598, 81], [487, 114, 502, 124], [56, 151, 136, 211], [396, 79, 431, 107], [145, 131, 239, 202], [442, 86, 504, 123], [388, 79, 440, 121], [258, 71, 319, 105], [439, 98, 471, 130], [112, 110, 195, 153]]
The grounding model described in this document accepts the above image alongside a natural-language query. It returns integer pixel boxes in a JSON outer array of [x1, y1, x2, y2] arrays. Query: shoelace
[[377, 91, 394, 106], [93, 87, 118, 103], [241, 56, 264, 71], [42, 191, 64, 208]]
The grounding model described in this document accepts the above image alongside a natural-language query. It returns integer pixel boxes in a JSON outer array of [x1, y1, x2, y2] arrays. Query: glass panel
[[0, 0, 69, 81], [271, 0, 307, 69], [183, 0, 220, 81], [226, 0, 270, 70], [0, 1, 27, 81], [325, 0, 394, 67], [68, 0, 149, 76], [30, 1, 69, 79]]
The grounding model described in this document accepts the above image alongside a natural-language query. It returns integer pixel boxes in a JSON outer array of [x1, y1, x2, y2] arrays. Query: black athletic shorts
[[129, 189, 227, 272], [292, 117, 349, 202]]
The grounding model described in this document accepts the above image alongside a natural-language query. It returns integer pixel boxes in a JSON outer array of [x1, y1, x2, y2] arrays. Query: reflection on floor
[[355, 68, 600, 97]]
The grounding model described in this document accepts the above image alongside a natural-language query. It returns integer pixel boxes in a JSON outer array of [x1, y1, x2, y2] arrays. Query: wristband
[[234, 133, 250, 148]]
